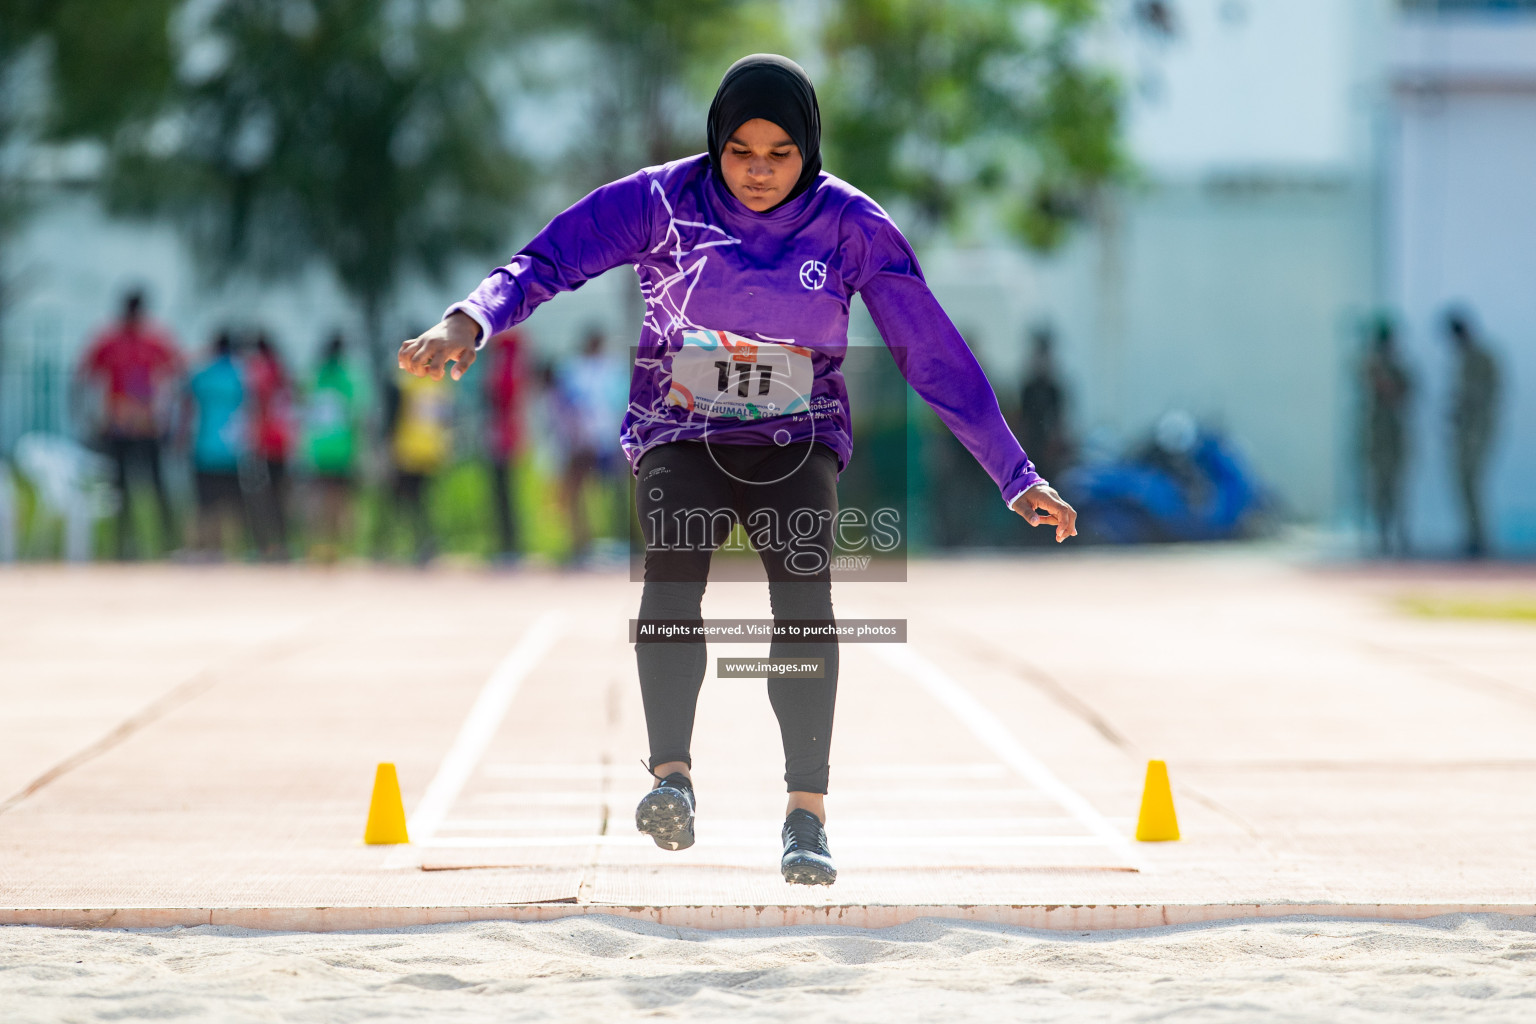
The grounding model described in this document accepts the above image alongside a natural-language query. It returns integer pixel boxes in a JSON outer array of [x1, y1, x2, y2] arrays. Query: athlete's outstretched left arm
[[856, 221, 1077, 542]]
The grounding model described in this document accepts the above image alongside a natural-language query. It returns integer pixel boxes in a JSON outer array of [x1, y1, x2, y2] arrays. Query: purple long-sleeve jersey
[[449, 155, 1041, 505]]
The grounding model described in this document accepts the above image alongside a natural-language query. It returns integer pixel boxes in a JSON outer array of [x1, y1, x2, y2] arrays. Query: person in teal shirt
[[184, 332, 249, 557]]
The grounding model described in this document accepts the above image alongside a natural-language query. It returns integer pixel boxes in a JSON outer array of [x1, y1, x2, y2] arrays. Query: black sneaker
[[635, 772, 695, 851], [781, 808, 836, 885]]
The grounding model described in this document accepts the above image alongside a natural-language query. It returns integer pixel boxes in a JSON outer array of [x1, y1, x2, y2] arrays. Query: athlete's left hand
[[1010, 482, 1078, 543]]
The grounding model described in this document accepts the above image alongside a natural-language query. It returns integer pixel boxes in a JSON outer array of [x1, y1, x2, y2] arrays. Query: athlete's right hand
[[398, 312, 480, 381], [1010, 482, 1079, 543]]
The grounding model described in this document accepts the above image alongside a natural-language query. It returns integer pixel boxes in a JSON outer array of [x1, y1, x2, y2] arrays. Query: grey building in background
[[1387, 6, 1536, 554]]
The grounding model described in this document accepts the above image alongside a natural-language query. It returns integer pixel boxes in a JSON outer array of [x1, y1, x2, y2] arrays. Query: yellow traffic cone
[[1135, 759, 1180, 841], [364, 763, 410, 845]]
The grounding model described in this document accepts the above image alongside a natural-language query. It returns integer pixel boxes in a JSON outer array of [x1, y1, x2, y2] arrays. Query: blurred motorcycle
[[1062, 412, 1274, 544]]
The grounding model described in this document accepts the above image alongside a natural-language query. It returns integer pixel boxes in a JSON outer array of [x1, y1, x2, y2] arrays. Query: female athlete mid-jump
[[398, 54, 1078, 886]]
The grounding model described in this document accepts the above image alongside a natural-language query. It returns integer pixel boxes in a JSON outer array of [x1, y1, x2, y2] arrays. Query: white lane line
[[833, 763, 1010, 780], [467, 792, 607, 806], [828, 835, 1107, 850], [387, 611, 564, 866], [480, 762, 1013, 781], [422, 835, 648, 849], [441, 816, 1091, 833], [419, 835, 1110, 850], [799, 788, 1053, 803], [871, 644, 1147, 872], [480, 763, 613, 779], [469, 786, 1052, 805], [440, 818, 605, 831]]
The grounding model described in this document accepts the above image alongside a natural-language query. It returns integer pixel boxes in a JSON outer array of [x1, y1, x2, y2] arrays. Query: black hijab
[[706, 54, 822, 211]]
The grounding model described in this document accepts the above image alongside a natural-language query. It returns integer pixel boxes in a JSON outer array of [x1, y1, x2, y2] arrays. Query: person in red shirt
[[76, 290, 184, 559], [245, 332, 295, 559], [482, 328, 525, 562]]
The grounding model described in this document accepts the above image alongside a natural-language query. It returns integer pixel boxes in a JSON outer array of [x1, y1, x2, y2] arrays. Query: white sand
[[3, 914, 1535, 1022]]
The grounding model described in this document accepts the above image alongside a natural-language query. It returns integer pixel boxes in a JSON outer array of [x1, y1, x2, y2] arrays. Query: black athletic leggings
[[634, 439, 838, 794]]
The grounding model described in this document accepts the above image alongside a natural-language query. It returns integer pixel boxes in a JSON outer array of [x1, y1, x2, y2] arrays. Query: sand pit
[[4, 913, 1536, 1022]]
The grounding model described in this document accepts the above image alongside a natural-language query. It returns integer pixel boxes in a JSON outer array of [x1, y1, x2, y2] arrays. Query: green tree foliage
[[0, 2, 167, 252], [0, 8, 41, 256], [820, 0, 1125, 250], [35, 0, 178, 139], [0, 9, 35, 374], [0, 1, 179, 235], [1, 1, 175, 369], [102, 0, 525, 363], [524, 0, 786, 181]]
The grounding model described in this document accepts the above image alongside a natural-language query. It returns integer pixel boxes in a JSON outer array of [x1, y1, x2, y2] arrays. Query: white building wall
[[1122, 0, 1370, 174], [1387, 17, 1536, 554]]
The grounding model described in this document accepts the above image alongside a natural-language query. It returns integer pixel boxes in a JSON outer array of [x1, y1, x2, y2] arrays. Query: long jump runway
[[3, 553, 1536, 930]]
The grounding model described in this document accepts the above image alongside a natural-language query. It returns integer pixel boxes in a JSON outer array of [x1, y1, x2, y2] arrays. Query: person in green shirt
[[303, 333, 362, 561]]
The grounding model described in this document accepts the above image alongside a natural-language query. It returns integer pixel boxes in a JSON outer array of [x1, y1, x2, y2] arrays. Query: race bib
[[666, 328, 815, 421]]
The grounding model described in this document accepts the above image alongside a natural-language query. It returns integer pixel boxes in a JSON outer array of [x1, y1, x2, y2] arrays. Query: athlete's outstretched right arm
[[399, 171, 658, 381]]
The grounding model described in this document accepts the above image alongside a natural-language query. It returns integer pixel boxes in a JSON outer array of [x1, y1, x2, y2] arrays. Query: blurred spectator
[[0, 458, 15, 562], [483, 328, 527, 563], [532, 358, 581, 464], [555, 329, 627, 564], [1134, 0, 1178, 37], [75, 289, 183, 559], [1444, 308, 1501, 558], [184, 332, 250, 559], [303, 333, 362, 563], [245, 332, 295, 560], [1020, 325, 1072, 482], [1362, 318, 1413, 557], [377, 365, 452, 564]]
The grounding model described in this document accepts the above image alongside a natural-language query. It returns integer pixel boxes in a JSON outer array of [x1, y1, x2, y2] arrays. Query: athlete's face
[[721, 118, 802, 212]]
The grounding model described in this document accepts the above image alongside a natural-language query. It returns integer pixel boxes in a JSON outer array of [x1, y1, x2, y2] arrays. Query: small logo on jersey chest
[[798, 260, 828, 290]]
